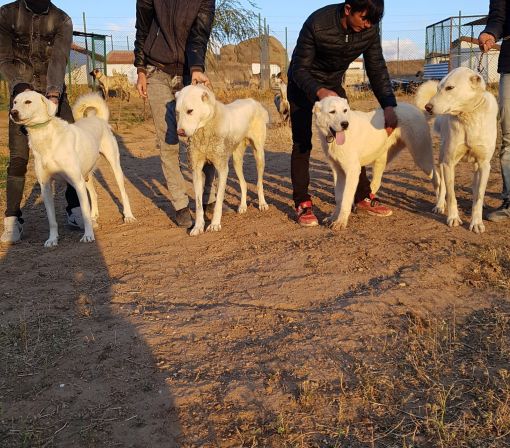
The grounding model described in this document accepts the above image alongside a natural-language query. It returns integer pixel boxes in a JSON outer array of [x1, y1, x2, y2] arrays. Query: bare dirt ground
[[1, 93, 509, 448]]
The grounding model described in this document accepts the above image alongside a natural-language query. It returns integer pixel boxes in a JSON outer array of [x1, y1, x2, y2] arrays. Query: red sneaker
[[355, 194, 393, 217], [296, 200, 319, 227]]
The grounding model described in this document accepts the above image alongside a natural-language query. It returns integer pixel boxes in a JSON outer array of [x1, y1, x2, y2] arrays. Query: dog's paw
[[190, 225, 204, 237], [324, 216, 347, 230], [44, 237, 59, 248], [469, 220, 486, 234], [432, 204, 445, 214], [80, 234, 95, 243], [124, 215, 137, 224], [206, 223, 222, 233], [238, 204, 248, 214], [259, 202, 269, 212], [446, 216, 463, 227]]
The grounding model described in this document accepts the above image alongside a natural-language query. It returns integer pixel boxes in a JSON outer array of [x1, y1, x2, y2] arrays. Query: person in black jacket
[[0, 0, 82, 244], [288, 0, 398, 227], [134, 0, 223, 229], [479, 0, 510, 222]]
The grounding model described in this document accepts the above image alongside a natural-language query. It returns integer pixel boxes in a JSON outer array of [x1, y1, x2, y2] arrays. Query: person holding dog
[[479, 0, 510, 222], [135, 0, 227, 228], [288, 0, 398, 226], [0, 0, 82, 243]]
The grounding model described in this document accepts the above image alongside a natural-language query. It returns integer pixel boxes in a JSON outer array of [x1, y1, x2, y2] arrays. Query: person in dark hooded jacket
[[288, 0, 398, 227], [479, 0, 510, 222], [0, 0, 81, 243]]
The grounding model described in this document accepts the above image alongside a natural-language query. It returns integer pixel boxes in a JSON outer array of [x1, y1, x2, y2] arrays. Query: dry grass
[[231, 307, 510, 447]]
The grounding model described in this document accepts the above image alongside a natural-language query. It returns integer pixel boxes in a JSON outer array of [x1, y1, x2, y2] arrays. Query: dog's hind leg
[[232, 144, 248, 213], [442, 160, 462, 228], [251, 131, 269, 211], [85, 175, 99, 228], [370, 152, 388, 195], [100, 134, 136, 223], [69, 175, 95, 243], [207, 160, 229, 233], [469, 159, 490, 233]]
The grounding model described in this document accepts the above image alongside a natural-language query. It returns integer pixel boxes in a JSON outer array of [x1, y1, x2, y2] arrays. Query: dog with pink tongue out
[[313, 96, 440, 230]]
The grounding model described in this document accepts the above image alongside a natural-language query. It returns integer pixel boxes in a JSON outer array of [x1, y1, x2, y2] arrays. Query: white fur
[[274, 80, 290, 125], [175, 84, 269, 236], [313, 96, 440, 230], [416, 67, 498, 233], [10, 91, 135, 247]]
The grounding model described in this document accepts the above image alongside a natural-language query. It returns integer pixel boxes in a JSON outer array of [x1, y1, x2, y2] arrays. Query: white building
[[106, 51, 137, 84]]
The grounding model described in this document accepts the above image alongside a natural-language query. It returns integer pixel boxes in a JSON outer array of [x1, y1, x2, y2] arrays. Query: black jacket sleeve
[[363, 25, 397, 109], [482, 0, 506, 40], [185, 0, 215, 71], [46, 15, 73, 95], [291, 18, 322, 101], [134, 0, 154, 69]]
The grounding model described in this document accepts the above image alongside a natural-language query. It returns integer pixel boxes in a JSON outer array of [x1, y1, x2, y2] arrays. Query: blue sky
[[1, 1, 490, 58]]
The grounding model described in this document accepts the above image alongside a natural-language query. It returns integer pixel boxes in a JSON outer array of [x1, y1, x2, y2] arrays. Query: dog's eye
[[187, 109, 193, 115], [343, 109, 348, 113], [24, 100, 32, 105], [329, 110, 336, 114], [445, 86, 455, 91]]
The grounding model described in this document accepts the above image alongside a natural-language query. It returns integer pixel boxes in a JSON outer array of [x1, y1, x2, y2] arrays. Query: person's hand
[[137, 71, 148, 98], [316, 87, 338, 100], [479, 32, 496, 53], [384, 106, 398, 135], [191, 71, 211, 88]]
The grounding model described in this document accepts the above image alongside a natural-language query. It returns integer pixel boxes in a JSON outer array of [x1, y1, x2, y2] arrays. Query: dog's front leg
[[40, 181, 59, 247], [331, 165, 360, 230], [190, 160, 206, 236], [432, 162, 446, 214], [323, 164, 344, 227], [469, 159, 490, 234], [207, 161, 229, 232], [442, 161, 462, 227]]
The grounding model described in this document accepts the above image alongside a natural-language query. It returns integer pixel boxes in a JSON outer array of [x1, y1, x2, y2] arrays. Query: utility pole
[[285, 26, 288, 72], [83, 12, 91, 86]]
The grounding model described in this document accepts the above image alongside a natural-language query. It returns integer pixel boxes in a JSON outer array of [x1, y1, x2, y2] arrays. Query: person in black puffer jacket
[[479, 0, 510, 222], [0, 0, 82, 244], [135, 0, 222, 229], [288, 0, 398, 227]]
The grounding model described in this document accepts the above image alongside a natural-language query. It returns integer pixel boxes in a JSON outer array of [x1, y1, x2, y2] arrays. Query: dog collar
[[25, 119, 52, 129]]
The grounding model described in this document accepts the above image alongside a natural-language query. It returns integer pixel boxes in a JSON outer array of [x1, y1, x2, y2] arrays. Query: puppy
[[313, 96, 439, 230], [175, 84, 269, 236], [10, 91, 135, 247], [90, 68, 131, 101], [416, 67, 498, 233]]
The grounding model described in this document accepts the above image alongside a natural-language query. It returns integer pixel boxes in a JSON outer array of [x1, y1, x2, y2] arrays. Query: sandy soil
[[0, 94, 509, 447]]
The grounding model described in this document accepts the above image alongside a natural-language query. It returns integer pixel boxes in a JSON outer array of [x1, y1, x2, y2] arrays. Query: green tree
[[211, 0, 259, 45]]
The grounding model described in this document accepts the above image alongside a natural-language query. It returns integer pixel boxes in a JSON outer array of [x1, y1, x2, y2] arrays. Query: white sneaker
[[1, 217, 23, 244], [67, 207, 84, 230]]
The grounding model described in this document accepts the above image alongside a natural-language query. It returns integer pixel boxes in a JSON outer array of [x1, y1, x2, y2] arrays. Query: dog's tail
[[415, 80, 439, 112], [72, 92, 110, 121]]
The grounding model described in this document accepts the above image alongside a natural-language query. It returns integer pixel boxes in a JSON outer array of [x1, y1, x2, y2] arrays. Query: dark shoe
[[175, 207, 193, 228], [487, 199, 510, 222], [205, 202, 234, 218], [295, 200, 319, 227], [354, 194, 393, 217]]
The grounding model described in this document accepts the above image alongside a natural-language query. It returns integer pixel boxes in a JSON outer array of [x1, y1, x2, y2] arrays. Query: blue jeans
[[499, 73, 510, 200]]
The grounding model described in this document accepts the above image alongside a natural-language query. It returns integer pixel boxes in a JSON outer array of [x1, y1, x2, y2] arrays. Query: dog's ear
[[470, 73, 484, 89], [41, 95, 58, 117], [312, 101, 322, 114]]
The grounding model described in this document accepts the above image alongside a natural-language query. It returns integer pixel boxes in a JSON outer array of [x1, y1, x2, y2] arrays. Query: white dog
[[313, 96, 439, 230], [274, 80, 290, 125], [10, 91, 135, 247], [416, 67, 498, 233], [175, 84, 269, 236]]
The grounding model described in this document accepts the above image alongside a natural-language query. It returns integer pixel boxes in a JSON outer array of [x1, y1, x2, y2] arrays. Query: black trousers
[[289, 81, 372, 208], [6, 91, 80, 218]]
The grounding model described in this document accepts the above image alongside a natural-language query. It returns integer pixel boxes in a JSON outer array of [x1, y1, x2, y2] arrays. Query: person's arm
[[45, 14, 73, 98], [291, 18, 323, 101], [363, 26, 397, 133], [363, 26, 396, 110], [479, 0, 506, 52], [0, 6, 33, 94], [134, 0, 154, 72], [185, 0, 215, 74]]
